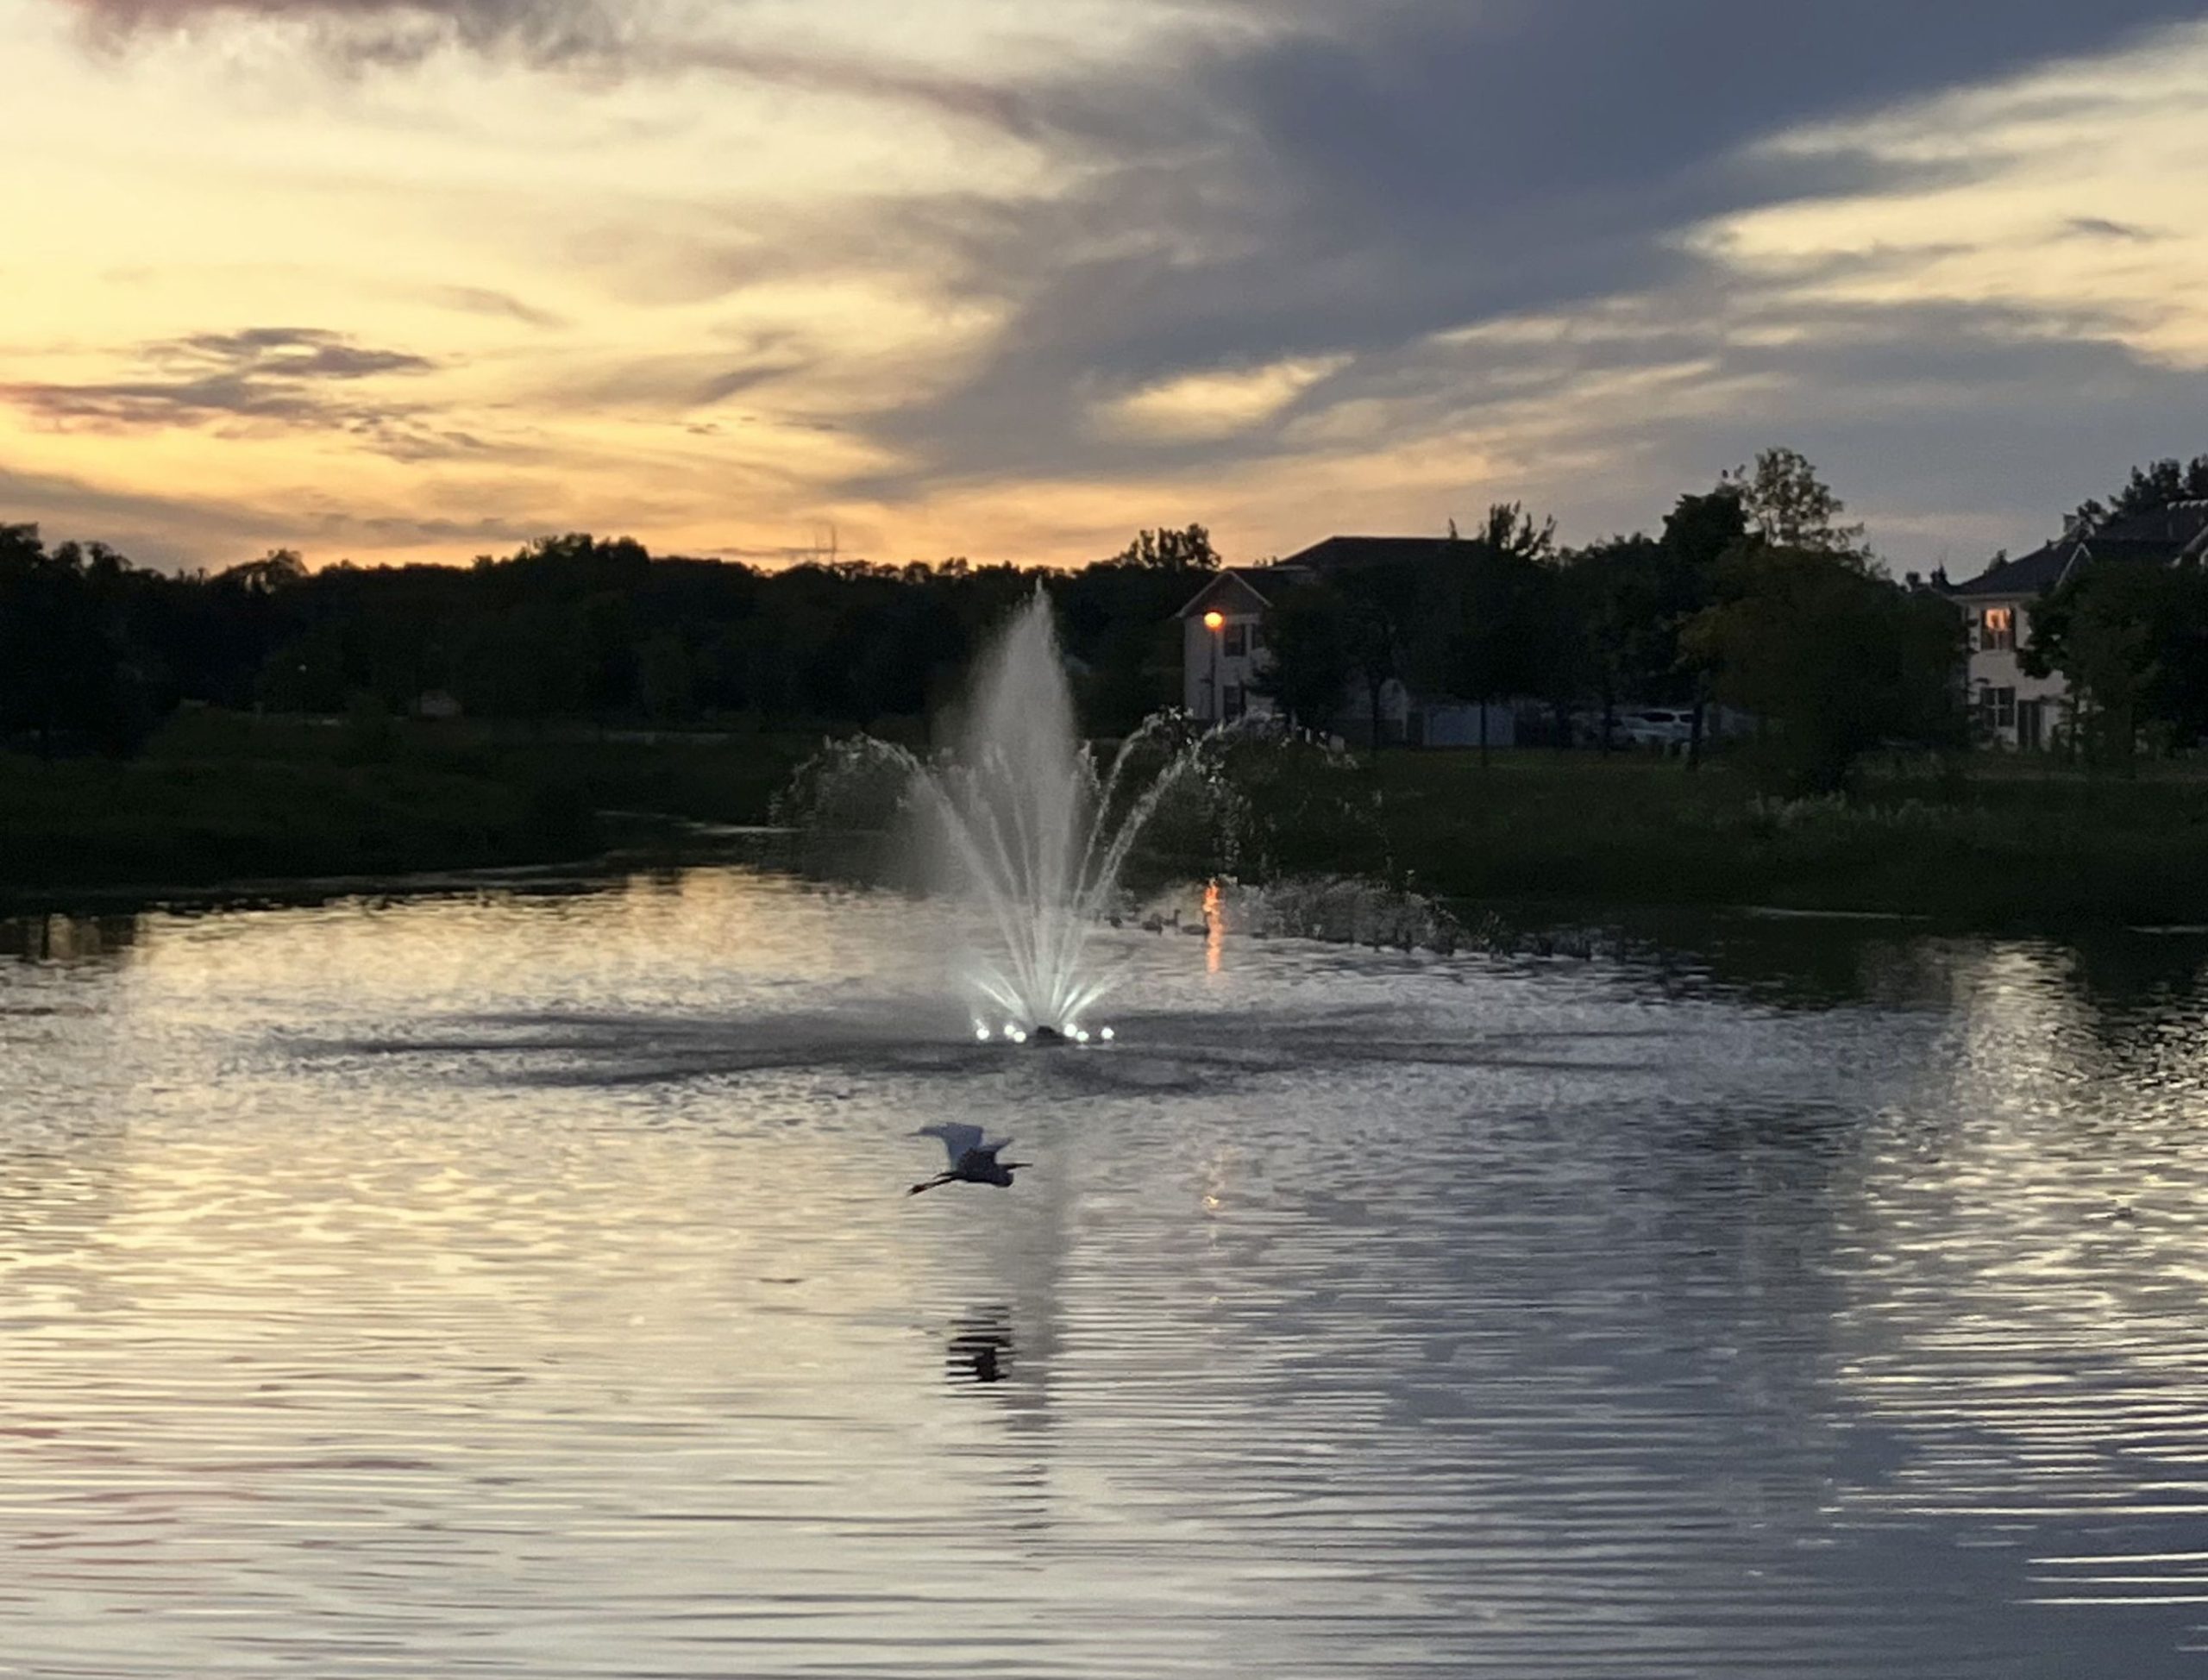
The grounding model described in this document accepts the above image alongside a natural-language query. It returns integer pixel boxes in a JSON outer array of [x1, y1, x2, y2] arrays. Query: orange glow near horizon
[[6, 5, 2208, 574]]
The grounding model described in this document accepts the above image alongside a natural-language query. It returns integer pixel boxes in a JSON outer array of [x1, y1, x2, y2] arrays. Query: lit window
[[1980, 606, 2015, 652], [1223, 623, 1248, 657]]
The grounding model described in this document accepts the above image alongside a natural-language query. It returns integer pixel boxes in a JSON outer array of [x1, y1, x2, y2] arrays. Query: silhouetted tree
[[1109, 524, 1221, 572], [1659, 480, 1753, 766], [1724, 447, 1864, 554], [1471, 500, 1557, 563], [1563, 536, 1665, 745], [1684, 547, 1962, 793], [2023, 558, 2208, 767], [1323, 553, 1427, 750], [0, 525, 166, 756], [1251, 583, 1354, 733], [1414, 507, 1561, 766], [2070, 454, 2208, 530]]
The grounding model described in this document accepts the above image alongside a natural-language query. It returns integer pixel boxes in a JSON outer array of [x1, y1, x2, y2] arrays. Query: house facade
[[1948, 500, 2208, 749], [1176, 567, 1299, 724], [1948, 542, 2077, 750]]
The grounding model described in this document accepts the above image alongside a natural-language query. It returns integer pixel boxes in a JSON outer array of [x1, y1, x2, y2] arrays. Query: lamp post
[[1201, 609, 1225, 722]]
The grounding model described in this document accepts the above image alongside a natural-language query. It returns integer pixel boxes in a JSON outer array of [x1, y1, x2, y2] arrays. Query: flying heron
[[909, 1122, 1031, 1194]]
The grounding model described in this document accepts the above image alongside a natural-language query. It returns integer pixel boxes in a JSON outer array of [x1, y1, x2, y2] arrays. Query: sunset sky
[[6, 0, 2207, 574]]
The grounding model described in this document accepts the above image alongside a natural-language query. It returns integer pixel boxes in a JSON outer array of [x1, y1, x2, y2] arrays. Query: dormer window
[[1980, 606, 2015, 652]]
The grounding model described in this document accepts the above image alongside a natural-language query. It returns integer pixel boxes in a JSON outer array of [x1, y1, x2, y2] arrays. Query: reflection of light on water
[[1203, 879, 1223, 975], [1831, 940, 2208, 1609], [1197, 1144, 1239, 1220]]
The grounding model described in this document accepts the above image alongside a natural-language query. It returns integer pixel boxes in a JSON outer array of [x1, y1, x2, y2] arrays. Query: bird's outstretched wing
[[918, 1121, 985, 1166]]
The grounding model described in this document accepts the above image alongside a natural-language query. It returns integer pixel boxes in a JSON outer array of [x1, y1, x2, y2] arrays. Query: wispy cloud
[[60, 0, 620, 64], [0, 326, 479, 460], [2064, 215, 2165, 242], [426, 285, 567, 329], [53, 0, 1053, 130]]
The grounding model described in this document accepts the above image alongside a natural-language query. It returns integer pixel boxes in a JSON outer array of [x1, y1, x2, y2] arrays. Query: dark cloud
[[0, 326, 479, 460], [60, 0, 617, 63], [825, 1, 2208, 499], [1291, 293, 2208, 567], [54, 0, 1036, 127], [1630, 316, 2208, 569], [172, 325, 433, 380], [33, 0, 2208, 567]]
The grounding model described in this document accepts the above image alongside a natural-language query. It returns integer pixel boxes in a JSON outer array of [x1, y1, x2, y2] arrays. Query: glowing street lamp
[[1201, 609, 1226, 719]]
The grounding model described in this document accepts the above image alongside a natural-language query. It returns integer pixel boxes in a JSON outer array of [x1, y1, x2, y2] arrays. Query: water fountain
[[779, 589, 1208, 1039], [917, 591, 1204, 1039]]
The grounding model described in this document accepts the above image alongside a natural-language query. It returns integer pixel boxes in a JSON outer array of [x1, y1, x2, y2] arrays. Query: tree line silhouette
[[5, 448, 2205, 793], [0, 523, 1221, 758]]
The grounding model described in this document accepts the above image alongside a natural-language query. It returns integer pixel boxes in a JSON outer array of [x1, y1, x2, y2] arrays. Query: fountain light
[[1072, 1027, 1090, 1044], [1099, 1026, 1115, 1041], [974, 1025, 992, 1041], [1008, 1028, 1029, 1044]]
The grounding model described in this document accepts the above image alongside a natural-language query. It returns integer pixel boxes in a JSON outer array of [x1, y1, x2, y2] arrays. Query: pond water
[[4, 867, 2208, 1677]]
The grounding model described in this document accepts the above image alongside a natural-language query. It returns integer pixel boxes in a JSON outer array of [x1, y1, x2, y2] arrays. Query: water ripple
[[3, 871, 2206, 1675]]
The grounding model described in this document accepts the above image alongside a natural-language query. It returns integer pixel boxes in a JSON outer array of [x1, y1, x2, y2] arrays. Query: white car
[[1620, 708, 1694, 752]]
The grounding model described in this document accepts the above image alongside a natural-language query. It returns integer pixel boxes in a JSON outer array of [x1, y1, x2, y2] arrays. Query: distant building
[[1948, 500, 2208, 749], [1176, 567, 1289, 725], [1174, 535, 1516, 746]]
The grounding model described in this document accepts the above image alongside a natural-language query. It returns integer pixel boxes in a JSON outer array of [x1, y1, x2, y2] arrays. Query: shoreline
[[4, 840, 2194, 946], [9, 721, 2208, 933]]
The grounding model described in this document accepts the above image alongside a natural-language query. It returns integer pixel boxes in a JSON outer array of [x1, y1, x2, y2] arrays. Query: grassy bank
[[0, 709, 825, 896], [1368, 751, 2208, 926], [9, 712, 2208, 928]]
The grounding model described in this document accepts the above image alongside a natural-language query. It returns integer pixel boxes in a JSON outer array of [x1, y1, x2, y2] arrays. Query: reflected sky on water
[[3, 869, 2208, 1677]]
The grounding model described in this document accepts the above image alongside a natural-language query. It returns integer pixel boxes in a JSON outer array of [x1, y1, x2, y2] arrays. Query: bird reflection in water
[[946, 1313, 1013, 1385]]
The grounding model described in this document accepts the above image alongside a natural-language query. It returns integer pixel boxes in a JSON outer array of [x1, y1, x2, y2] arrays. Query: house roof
[[1175, 566, 1301, 619], [1950, 499, 2208, 601], [1948, 538, 2081, 599], [1276, 535, 1452, 574], [2092, 498, 2208, 555]]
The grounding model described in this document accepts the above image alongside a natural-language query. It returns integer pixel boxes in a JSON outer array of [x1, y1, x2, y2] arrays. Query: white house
[[1176, 567, 1293, 725], [1948, 499, 2208, 749], [1947, 542, 2076, 750], [1175, 536, 1516, 746]]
